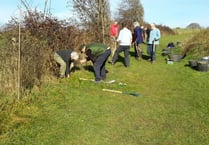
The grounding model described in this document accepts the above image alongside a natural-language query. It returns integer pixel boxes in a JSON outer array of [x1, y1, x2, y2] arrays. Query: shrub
[[0, 10, 88, 96], [183, 29, 209, 59]]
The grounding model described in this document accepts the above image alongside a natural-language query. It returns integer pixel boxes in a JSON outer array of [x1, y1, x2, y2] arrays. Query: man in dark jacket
[[54, 49, 79, 78], [133, 21, 144, 60], [79, 43, 111, 83]]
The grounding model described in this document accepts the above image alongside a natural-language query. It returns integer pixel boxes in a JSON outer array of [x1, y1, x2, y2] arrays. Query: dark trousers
[[94, 49, 111, 81], [147, 44, 157, 61], [112, 45, 130, 67], [134, 42, 142, 59]]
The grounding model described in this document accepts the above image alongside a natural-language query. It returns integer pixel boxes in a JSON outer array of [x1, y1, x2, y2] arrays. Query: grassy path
[[1, 32, 209, 145]]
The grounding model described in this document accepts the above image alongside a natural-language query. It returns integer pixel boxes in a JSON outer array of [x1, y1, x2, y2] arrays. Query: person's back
[[79, 43, 111, 83], [56, 49, 73, 62], [133, 22, 143, 44], [86, 43, 108, 57], [54, 49, 78, 78], [117, 26, 132, 46], [111, 22, 132, 67]]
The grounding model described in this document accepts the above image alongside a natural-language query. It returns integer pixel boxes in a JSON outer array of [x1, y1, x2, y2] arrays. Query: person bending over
[[54, 49, 79, 78], [79, 43, 111, 83]]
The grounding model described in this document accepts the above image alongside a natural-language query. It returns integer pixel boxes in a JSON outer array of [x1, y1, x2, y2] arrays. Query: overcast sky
[[0, 0, 208, 28]]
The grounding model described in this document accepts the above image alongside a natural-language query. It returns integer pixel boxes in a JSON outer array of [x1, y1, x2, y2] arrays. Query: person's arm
[[86, 49, 96, 62], [156, 29, 161, 40], [70, 62, 74, 71], [130, 31, 133, 45], [80, 59, 87, 64], [66, 62, 75, 78], [65, 59, 70, 77], [154, 29, 161, 41], [133, 29, 137, 43]]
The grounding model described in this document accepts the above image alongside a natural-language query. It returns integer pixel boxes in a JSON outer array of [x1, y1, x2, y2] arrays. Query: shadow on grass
[[81, 65, 109, 73], [129, 51, 150, 60]]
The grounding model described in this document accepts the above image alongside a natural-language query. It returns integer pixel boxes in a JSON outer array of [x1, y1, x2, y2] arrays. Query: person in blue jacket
[[147, 23, 161, 62]]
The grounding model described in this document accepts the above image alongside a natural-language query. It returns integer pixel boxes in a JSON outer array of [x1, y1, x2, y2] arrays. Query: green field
[[1, 30, 209, 145]]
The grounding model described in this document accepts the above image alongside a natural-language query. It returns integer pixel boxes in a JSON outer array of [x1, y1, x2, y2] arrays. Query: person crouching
[[54, 49, 79, 78]]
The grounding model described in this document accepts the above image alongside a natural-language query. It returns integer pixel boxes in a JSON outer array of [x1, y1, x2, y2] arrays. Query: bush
[[183, 29, 209, 59], [157, 24, 176, 35], [0, 10, 87, 96]]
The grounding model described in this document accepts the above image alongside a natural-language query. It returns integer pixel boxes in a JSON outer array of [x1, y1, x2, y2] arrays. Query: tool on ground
[[102, 88, 140, 97], [79, 78, 115, 84]]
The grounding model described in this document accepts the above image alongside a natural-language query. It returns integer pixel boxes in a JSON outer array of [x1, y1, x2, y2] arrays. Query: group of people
[[109, 21, 161, 64], [54, 21, 161, 83]]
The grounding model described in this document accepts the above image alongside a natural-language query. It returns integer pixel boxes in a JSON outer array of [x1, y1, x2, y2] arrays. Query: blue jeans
[[147, 44, 157, 61], [112, 45, 130, 67], [93, 49, 111, 81]]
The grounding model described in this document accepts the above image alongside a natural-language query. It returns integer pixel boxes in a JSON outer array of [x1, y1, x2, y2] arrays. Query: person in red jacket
[[110, 21, 119, 57]]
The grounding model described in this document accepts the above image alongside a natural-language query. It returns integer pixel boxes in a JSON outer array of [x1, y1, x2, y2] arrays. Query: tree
[[186, 23, 202, 29], [116, 0, 144, 27], [70, 0, 111, 43]]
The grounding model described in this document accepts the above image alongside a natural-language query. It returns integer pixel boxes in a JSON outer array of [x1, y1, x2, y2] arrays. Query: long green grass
[[1, 30, 209, 145]]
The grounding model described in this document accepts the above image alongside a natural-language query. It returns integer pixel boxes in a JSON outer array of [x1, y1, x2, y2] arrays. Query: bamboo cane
[[102, 89, 140, 97]]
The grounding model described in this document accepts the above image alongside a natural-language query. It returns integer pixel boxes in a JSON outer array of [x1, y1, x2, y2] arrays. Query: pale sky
[[0, 0, 208, 28]]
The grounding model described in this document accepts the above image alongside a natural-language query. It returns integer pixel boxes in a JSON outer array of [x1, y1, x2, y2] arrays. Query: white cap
[[71, 51, 79, 61]]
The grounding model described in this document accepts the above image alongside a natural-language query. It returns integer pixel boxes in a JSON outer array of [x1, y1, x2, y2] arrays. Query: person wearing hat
[[54, 49, 79, 78], [79, 43, 111, 83]]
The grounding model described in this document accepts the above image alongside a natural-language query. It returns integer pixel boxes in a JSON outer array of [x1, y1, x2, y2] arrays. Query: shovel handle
[[102, 89, 122, 93], [79, 78, 92, 81]]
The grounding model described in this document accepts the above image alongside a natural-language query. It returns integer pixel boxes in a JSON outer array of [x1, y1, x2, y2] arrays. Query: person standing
[[147, 23, 161, 62], [144, 25, 151, 57], [110, 21, 119, 57], [54, 49, 79, 78], [79, 43, 111, 83], [110, 22, 132, 67], [133, 21, 144, 60]]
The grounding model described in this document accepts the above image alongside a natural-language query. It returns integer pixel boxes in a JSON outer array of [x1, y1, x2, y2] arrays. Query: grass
[[1, 30, 209, 145]]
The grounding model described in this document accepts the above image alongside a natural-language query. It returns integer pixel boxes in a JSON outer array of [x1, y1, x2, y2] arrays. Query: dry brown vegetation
[[0, 10, 90, 97], [183, 29, 209, 59], [157, 24, 176, 35]]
